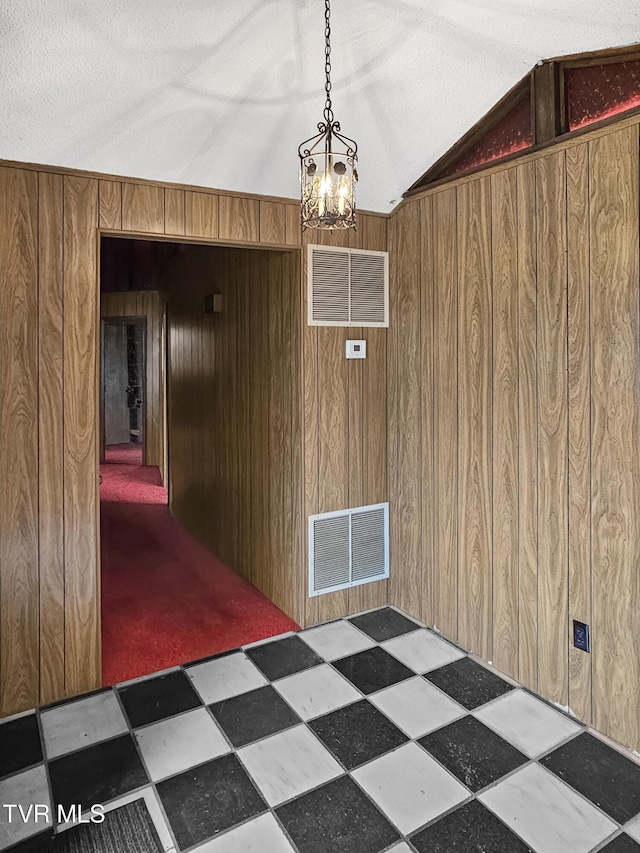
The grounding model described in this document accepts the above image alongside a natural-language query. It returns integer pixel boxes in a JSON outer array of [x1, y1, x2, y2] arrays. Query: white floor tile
[[40, 691, 128, 758], [626, 812, 640, 843], [237, 724, 342, 806], [299, 620, 376, 660], [479, 763, 616, 853], [352, 742, 468, 834], [192, 813, 295, 852], [0, 765, 51, 850], [381, 629, 464, 673], [473, 689, 582, 757], [273, 664, 361, 720], [370, 676, 466, 738], [187, 652, 267, 704], [135, 708, 229, 781], [385, 845, 413, 853]]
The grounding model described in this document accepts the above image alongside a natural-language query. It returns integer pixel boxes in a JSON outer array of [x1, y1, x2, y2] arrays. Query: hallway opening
[[99, 236, 301, 685]]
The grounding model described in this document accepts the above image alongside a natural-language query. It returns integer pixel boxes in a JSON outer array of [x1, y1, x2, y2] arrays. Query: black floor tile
[[332, 646, 414, 694], [209, 685, 301, 747], [349, 607, 420, 642], [411, 799, 533, 852], [541, 732, 640, 823], [425, 657, 513, 710], [245, 635, 322, 681], [309, 699, 408, 770], [276, 774, 399, 853], [49, 734, 148, 812], [419, 716, 527, 792], [599, 835, 640, 853], [118, 670, 202, 728], [156, 753, 266, 850], [0, 714, 43, 778]]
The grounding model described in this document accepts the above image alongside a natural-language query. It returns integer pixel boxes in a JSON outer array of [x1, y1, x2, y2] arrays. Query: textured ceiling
[[2, 1, 639, 212]]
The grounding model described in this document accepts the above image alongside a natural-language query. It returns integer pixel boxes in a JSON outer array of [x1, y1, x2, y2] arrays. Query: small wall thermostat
[[346, 340, 366, 359]]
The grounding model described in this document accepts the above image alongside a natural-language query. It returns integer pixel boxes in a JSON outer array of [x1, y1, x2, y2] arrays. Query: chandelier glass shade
[[298, 0, 358, 230]]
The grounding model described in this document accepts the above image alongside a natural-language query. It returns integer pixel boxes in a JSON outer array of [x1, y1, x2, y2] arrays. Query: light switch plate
[[346, 340, 366, 359]]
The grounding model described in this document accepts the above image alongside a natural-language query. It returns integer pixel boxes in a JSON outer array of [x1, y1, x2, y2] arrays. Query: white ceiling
[[2, 1, 639, 212]]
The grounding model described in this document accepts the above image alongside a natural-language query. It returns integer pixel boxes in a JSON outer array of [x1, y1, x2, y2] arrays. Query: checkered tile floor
[[2, 607, 640, 852]]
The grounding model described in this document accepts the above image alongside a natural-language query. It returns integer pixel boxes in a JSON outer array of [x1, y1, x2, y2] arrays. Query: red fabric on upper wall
[[440, 95, 532, 179], [567, 59, 640, 130]]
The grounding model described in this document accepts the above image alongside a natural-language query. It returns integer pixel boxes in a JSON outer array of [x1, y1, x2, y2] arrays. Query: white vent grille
[[308, 245, 389, 327], [309, 503, 389, 596]]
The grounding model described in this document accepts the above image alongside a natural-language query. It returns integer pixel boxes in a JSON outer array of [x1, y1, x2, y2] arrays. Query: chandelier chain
[[324, 0, 333, 123]]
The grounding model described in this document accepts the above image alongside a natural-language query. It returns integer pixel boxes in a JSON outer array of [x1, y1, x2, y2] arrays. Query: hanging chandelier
[[298, 0, 358, 230]]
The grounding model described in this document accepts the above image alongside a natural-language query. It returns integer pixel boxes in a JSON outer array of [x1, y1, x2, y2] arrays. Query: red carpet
[[100, 444, 299, 685]]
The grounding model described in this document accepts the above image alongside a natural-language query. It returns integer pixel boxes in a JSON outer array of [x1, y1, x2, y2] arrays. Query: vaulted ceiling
[[2, 1, 639, 212]]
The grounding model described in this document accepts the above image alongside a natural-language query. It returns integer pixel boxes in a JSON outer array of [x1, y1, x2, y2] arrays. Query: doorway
[[98, 235, 300, 687], [101, 316, 146, 466]]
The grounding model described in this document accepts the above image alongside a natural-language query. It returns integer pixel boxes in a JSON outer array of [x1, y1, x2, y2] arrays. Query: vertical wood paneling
[[516, 160, 539, 691], [185, 192, 219, 239], [63, 174, 100, 697], [0, 167, 39, 715], [432, 189, 458, 640], [419, 196, 434, 626], [38, 172, 66, 705], [361, 214, 388, 252], [389, 201, 422, 619], [99, 180, 122, 230], [164, 188, 185, 236], [301, 230, 324, 625], [535, 152, 568, 705], [457, 177, 493, 660], [163, 245, 304, 626], [219, 196, 260, 243], [285, 205, 301, 246], [269, 253, 285, 606], [316, 325, 350, 620], [491, 168, 519, 678], [281, 253, 298, 617], [122, 183, 164, 233], [566, 142, 592, 722], [590, 126, 640, 748], [260, 201, 286, 244], [348, 214, 389, 613], [347, 225, 365, 615]]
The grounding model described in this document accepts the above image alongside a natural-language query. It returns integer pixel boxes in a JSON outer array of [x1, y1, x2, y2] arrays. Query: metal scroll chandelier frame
[[298, 0, 358, 230]]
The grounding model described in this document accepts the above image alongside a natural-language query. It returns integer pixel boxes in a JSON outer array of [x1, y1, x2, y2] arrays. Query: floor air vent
[[309, 503, 389, 596]]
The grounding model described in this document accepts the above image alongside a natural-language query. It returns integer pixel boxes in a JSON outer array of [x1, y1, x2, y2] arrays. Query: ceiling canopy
[[2, 1, 639, 212]]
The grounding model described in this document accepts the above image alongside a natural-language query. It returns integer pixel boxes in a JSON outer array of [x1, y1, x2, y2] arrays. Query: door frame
[[100, 314, 147, 465]]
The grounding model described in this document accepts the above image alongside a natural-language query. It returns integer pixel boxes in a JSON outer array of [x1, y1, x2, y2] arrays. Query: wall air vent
[[308, 503, 389, 596], [308, 245, 389, 327]]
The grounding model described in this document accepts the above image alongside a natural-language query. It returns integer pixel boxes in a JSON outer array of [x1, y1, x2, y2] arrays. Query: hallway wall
[[164, 246, 304, 623], [387, 116, 640, 753], [100, 290, 167, 483]]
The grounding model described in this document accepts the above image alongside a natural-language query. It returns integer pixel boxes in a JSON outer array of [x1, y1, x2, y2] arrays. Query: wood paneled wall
[[100, 290, 167, 483], [0, 169, 99, 714], [0, 151, 388, 716], [388, 119, 640, 752], [302, 217, 389, 627], [163, 246, 304, 623]]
